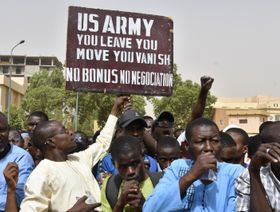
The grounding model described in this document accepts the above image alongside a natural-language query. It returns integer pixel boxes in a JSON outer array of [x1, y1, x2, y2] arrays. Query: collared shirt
[[235, 163, 280, 212], [20, 114, 117, 212], [0, 145, 34, 211], [143, 159, 244, 212]]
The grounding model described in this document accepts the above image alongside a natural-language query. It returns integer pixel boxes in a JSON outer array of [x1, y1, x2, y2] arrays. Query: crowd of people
[[0, 76, 279, 212]]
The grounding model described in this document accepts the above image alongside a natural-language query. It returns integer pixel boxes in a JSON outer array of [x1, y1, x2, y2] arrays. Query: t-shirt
[[20, 115, 117, 212], [101, 176, 154, 212]]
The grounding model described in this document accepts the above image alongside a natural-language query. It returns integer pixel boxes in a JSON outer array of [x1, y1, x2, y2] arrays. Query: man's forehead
[[28, 116, 43, 123], [158, 147, 180, 155], [192, 125, 219, 136], [116, 152, 142, 162]]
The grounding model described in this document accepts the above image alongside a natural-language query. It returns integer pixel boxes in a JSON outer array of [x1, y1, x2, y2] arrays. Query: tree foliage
[[150, 65, 217, 129], [18, 68, 146, 135]]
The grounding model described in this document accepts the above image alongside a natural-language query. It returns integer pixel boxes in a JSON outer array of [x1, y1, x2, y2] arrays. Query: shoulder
[[170, 159, 192, 170], [103, 153, 112, 161], [10, 144, 30, 157], [24, 161, 50, 185], [218, 162, 245, 178], [10, 145, 34, 166], [162, 159, 193, 179], [29, 160, 52, 175]]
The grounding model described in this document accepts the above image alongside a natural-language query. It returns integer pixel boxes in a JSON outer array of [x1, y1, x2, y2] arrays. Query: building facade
[[0, 55, 62, 112], [0, 75, 27, 112], [213, 96, 280, 135], [0, 55, 61, 80]]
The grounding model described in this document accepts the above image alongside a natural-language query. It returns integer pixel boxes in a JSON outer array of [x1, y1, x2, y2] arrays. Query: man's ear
[[182, 140, 189, 152], [242, 145, 248, 154], [45, 138, 56, 148]]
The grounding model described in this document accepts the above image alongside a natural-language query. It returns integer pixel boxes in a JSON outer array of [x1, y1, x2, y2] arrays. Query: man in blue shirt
[[0, 112, 34, 211], [143, 117, 244, 212]]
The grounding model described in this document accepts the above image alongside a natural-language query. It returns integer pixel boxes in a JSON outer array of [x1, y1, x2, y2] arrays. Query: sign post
[[66, 6, 173, 96]]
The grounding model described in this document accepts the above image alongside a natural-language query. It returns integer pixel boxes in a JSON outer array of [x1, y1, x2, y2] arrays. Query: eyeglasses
[[155, 121, 173, 128]]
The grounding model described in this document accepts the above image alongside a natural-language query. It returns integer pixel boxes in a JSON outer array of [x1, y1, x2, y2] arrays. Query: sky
[[1, 0, 280, 97]]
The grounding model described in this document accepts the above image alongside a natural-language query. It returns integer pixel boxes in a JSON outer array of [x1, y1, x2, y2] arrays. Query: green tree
[[77, 93, 146, 133], [21, 69, 67, 122], [6, 106, 25, 129], [20, 68, 146, 135], [150, 65, 216, 128]]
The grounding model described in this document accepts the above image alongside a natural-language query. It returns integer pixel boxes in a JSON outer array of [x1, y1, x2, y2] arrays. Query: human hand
[[111, 95, 131, 117], [127, 189, 145, 210], [188, 152, 217, 180], [249, 143, 280, 173], [200, 76, 214, 92], [3, 162, 19, 192], [117, 180, 140, 208], [67, 196, 101, 212]]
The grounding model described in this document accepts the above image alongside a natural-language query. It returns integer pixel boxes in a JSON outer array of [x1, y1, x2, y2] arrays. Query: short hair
[[185, 117, 218, 141], [259, 121, 274, 133], [260, 121, 280, 144], [226, 128, 249, 146], [111, 135, 142, 161], [32, 120, 60, 151], [220, 132, 236, 148], [28, 111, 49, 121], [248, 134, 262, 157], [157, 136, 180, 152]]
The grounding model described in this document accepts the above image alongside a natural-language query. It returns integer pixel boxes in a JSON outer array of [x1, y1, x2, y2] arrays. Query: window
[[239, 119, 248, 124], [3, 67, 8, 74], [13, 57, 25, 64], [41, 58, 52, 65], [16, 67, 22, 74], [26, 57, 39, 65], [275, 115, 280, 121], [0, 56, 9, 63]]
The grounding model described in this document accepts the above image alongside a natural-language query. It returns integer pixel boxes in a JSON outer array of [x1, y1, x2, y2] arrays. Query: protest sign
[[66, 6, 173, 96]]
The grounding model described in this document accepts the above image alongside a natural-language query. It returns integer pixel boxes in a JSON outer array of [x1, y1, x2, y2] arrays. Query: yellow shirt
[[101, 176, 154, 212]]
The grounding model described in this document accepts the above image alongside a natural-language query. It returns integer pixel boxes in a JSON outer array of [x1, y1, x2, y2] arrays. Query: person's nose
[[126, 166, 136, 176], [131, 130, 139, 137], [203, 140, 213, 153]]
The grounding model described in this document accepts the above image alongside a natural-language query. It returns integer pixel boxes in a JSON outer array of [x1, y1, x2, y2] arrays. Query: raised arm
[[111, 96, 131, 117], [248, 143, 278, 212], [190, 76, 214, 122]]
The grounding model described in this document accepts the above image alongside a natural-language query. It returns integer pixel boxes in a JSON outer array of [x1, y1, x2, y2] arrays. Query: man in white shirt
[[4, 96, 130, 212]]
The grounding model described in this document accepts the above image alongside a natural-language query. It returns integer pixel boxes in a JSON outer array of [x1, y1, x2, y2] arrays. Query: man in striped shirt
[[236, 121, 280, 212]]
